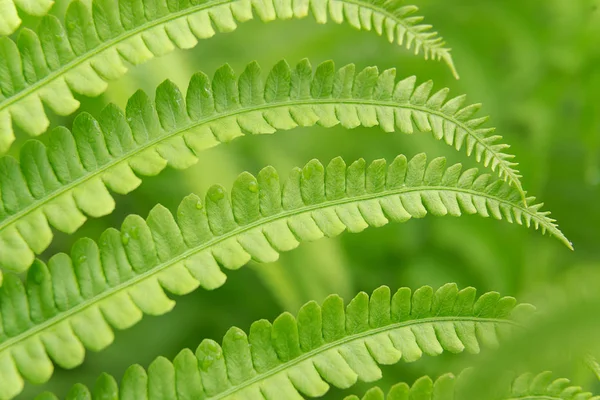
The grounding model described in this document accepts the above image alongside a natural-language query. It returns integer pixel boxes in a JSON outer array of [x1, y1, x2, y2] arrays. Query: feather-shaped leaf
[[0, 60, 533, 274], [345, 371, 600, 400], [34, 285, 533, 400], [0, 0, 457, 152], [0, 0, 54, 36], [0, 153, 561, 398]]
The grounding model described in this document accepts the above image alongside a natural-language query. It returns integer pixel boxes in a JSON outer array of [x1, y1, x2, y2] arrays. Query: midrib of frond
[[0, 0, 432, 111], [0, 185, 545, 353], [0, 98, 512, 235], [211, 316, 517, 399]]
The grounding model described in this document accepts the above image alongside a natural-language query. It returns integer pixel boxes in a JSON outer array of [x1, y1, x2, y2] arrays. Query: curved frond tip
[[0, 59, 531, 274], [346, 371, 600, 400], [32, 284, 532, 400], [0, 0, 456, 152], [0, 152, 558, 398], [0, 0, 54, 36]]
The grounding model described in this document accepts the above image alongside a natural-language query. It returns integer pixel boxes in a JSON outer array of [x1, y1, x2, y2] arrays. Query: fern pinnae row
[[209, 317, 517, 400], [0, 153, 565, 399], [346, 370, 600, 400], [0, 0, 456, 152], [0, 59, 528, 274], [33, 284, 533, 400]]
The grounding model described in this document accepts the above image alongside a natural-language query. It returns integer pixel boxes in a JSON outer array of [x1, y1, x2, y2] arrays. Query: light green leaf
[[0, 152, 561, 399], [0, 59, 532, 274], [36, 285, 531, 399]]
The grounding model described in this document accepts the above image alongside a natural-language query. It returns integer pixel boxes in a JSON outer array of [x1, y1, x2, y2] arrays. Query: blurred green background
[[13, 0, 600, 397]]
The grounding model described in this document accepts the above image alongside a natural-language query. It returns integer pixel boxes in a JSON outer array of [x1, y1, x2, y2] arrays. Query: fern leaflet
[[0, 59, 525, 274], [0, 153, 564, 399], [32, 285, 532, 400], [0, 0, 53, 36], [0, 0, 457, 152], [346, 371, 600, 400]]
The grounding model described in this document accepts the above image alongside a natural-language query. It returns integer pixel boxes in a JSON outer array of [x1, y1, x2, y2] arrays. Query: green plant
[[0, 0, 589, 399]]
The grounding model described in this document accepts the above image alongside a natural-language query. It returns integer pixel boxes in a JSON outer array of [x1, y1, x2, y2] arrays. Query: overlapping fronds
[[345, 371, 600, 400], [31, 284, 532, 400], [0, 0, 457, 152], [0, 153, 563, 399], [0, 59, 525, 274], [0, 0, 53, 36]]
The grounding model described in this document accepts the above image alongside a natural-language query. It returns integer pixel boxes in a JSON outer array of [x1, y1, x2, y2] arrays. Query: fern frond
[[0, 59, 527, 274], [0, 0, 53, 36], [32, 285, 532, 400], [0, 153, 561, 399], [346, 371, 600, 400], [0, 0, 456, 152]]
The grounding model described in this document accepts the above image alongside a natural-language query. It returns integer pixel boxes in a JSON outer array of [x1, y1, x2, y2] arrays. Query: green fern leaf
[[345, 371, 600, 400], [0, 59, 526, 274], [32, 285, 532, 400], [0, 153, 561, 399], [0, 0, 457, 153], [0, 0, 54, 36]]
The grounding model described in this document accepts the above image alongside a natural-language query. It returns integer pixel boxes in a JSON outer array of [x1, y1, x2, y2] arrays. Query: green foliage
[[31, 284, 531, 400], [0, 0, 53, 36], [0, 59, 519, 274], [0, 0, 591, 398], [346, 371, 600, 400], [0, 0, 456, 153], [0, 152, 561, 399]]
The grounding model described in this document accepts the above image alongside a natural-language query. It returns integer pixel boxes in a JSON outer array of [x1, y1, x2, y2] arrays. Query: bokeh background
[[11, 0, 600, 397]]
